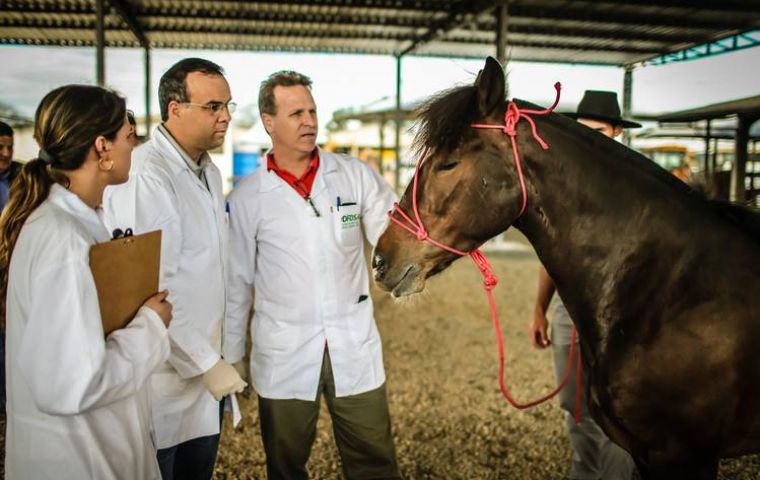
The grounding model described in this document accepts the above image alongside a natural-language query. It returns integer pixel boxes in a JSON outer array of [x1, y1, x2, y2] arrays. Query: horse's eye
[[436, 162, 459, 172]]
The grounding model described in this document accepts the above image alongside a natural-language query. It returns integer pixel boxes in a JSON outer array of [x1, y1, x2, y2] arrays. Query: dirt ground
[[214, 244, 760, 480]]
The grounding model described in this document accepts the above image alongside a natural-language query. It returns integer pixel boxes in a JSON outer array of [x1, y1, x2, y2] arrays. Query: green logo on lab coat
[[341, 213, 360, 229]]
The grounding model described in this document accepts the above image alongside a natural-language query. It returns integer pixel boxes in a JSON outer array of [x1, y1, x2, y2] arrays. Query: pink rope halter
[[387, 82, 583, 419]]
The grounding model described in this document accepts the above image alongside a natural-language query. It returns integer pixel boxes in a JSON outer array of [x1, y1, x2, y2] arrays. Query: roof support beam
[[507, 5, 754, 31], [96, 0, 105, 86], [0, 14, 713, 47], [441, 37, 662, 55], [400, 0, 502, 56], [108, 0, 149, 48], [495, 1, 509, 65], [144, 46, 152, 136], [394, 55, 402, 193], [730, 114, 759, 201], [622, 67, 633, 146], [564, 0, 760, 15]]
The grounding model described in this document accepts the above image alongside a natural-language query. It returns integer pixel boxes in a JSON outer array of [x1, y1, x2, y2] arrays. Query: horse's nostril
[[372, 253, 389, 280], [372, 253, 386, 271]]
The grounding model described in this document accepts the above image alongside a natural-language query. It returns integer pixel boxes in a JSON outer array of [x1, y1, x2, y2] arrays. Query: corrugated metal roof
[[1, 0, 759, 65]]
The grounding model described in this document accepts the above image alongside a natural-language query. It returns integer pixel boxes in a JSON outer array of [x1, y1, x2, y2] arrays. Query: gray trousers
[[552, 302, 637, 480]]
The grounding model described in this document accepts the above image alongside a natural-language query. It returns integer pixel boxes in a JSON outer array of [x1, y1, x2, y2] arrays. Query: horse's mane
[[413, 84, 480, 156]]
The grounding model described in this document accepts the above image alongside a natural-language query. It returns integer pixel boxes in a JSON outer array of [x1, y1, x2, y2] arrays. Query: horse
[[372, 57, 760, 480]]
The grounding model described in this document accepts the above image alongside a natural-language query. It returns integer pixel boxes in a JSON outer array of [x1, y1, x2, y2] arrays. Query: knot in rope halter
[[470, 250, 498, 291], [386, 82, 583, 418]]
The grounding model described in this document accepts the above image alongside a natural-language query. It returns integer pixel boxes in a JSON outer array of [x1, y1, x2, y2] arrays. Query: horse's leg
[[635, 457, 718, 480]]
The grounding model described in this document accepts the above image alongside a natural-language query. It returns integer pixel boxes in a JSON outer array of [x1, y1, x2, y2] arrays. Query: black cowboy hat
[[565, 90, 641, 128]]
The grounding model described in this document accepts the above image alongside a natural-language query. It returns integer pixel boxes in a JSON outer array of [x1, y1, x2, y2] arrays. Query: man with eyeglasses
[[103, 57, 246, 480]]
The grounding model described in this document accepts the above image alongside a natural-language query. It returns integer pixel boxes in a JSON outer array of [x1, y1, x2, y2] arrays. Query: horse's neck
[[514, 129, 692, 361]]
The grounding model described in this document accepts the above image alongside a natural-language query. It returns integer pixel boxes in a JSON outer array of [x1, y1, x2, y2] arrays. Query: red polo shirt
[[267, 150, 320, 198]]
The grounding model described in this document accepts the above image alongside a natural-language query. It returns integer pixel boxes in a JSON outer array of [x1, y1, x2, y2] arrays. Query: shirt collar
[[266, 149, 319, 176], [157, 124, 212, 176]]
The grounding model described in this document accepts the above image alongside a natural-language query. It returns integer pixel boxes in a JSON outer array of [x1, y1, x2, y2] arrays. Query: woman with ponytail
[[0, 85, 173, 479]]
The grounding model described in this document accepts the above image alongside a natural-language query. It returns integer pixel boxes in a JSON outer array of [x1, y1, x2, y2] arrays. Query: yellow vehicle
[[641, 145, 695, 181]]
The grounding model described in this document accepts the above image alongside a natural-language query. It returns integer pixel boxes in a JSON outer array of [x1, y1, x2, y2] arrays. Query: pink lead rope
[[388, 82, 584, 422]]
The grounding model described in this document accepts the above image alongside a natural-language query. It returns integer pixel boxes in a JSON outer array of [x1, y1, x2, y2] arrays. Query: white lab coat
[[5, 184, 169, 479], [103, 127, 228, 448], [224, 150, 396, 400]]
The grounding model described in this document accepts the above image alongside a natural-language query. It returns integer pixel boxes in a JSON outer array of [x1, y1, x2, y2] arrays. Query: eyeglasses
[[126, 109, 136, 126], [182, 101, 237, 115]]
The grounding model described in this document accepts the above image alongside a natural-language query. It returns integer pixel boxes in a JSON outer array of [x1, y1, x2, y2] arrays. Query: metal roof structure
[[645, 94, 760, 201], [655, 95, 760, 123], [2, 0, 760, 66]]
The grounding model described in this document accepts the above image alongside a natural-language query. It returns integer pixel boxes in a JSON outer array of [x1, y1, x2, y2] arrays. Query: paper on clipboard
[[89, 230, 161, 336], [224, 393, 243, 427]]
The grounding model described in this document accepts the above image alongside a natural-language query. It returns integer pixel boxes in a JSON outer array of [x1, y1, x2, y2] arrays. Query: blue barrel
[[233, 151, 260, 186]]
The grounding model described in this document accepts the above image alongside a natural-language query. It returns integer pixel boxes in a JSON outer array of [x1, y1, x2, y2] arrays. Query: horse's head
[[374, 57, 530, 297]]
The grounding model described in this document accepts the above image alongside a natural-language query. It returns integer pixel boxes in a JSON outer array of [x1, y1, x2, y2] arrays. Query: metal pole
[[748, 139, 760, 199], [379, 116, 386, 173], [144, 46, 152, 136], [704, 119, 712, 179], [394, 55, 402, 193], [95, 0, 105, 86], [495, 1, 509, 66], [622, 66, 633, 147], [730, 114, 752, 202], [712, 137, 719, 190]]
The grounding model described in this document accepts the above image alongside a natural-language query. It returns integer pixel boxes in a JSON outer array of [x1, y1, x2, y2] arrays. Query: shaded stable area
[[648, 96, 760, 202]]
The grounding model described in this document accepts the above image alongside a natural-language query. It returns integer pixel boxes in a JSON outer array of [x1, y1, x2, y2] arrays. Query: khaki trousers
[[258, 348, 401, 480]]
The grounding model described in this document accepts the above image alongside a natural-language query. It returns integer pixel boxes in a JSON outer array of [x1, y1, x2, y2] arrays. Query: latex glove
[[202, 359, 247, 401], [232, 359, 252, 399], [233, 359, 248, 383]]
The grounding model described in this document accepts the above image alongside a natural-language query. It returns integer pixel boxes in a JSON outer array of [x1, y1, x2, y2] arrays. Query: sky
[[1, 44, 759, 131]]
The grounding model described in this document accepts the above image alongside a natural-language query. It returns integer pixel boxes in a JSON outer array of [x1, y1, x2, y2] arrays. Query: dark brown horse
[[372, 57, 760, 480]]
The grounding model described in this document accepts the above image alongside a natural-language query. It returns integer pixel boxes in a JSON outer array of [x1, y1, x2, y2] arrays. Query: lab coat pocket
[[344, 299, 377, 347], [252, 299, 298, 354], [334, 204, 362, 248]]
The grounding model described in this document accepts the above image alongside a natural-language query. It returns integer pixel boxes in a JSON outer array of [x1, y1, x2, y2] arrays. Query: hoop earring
[[98, 156, 114, 172]]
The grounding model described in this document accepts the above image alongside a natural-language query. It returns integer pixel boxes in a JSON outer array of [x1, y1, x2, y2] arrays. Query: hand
[[202, 359, 247, 401], [144, 290, 172, 328], [529, 307, 551, 349], [232, 359, 252, 399]]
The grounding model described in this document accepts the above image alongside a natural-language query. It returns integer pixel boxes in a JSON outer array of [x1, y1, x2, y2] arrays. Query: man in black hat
[[528, 90, 640, 480]]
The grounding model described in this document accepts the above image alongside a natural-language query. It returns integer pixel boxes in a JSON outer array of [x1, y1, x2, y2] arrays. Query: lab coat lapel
[[260, 166, 319, 218], [311, 150, 337, 199]]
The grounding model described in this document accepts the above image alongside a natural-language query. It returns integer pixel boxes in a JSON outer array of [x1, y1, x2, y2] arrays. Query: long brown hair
[[0, 85, 126, 325]]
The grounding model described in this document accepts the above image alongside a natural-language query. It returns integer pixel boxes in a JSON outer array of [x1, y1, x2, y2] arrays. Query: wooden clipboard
[[89, 230, 161, 336]]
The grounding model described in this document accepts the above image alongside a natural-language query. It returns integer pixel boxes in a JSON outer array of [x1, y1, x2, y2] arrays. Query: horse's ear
[[475, 56, 505, 117]]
